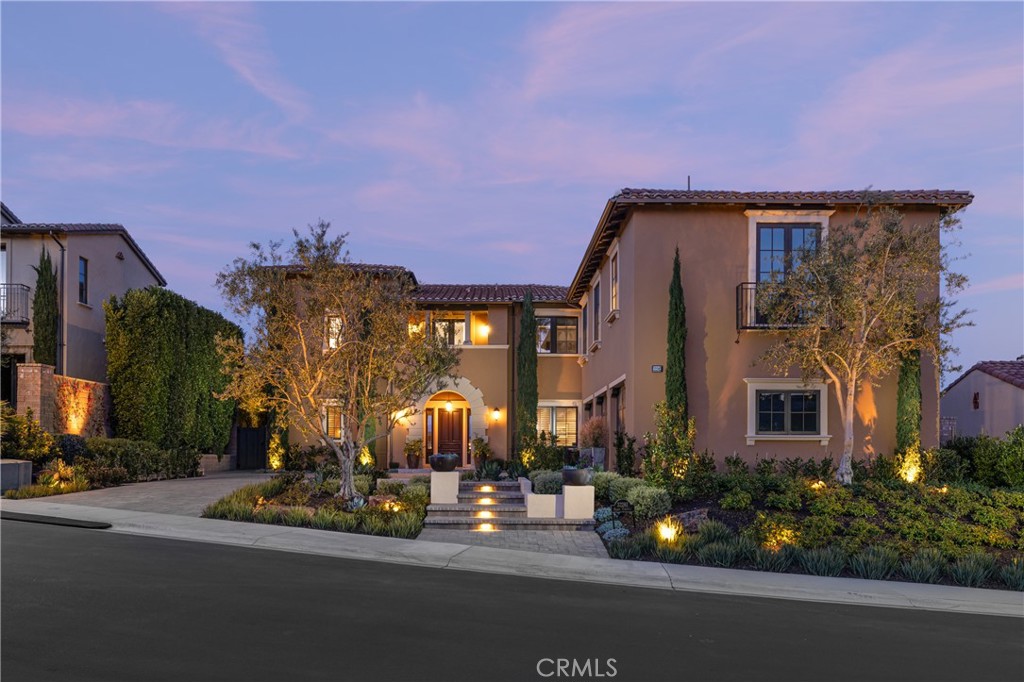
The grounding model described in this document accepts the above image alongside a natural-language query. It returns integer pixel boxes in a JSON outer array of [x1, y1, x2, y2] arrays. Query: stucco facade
[[941, 362, 1024, 439], [568, 190, 971, 467], [1, 205, 165, 397]]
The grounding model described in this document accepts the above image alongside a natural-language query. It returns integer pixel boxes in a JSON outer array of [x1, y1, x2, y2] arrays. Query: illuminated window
[[433, 316, 466, 346], [536, 406, 578, 446], [325, 405, 342, 439], [325, 315, 343, 349]]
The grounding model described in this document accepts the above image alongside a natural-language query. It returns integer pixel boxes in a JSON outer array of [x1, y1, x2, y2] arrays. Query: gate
[[236, 426, 269, 470]]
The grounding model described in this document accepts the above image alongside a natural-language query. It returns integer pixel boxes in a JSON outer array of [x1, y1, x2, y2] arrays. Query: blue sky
[[2, 1, 1021, 379]]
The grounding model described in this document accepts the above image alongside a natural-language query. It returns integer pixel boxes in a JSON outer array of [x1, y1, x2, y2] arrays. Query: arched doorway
[[407, 377, 487, 466]]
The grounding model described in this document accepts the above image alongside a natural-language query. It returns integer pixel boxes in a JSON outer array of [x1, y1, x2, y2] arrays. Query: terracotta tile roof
[[614, 188, 975, 206], [970, 361, 1024, 391], [413, 284, 569, 304], [1, 222, 166, 286], [568, 188, 974, 303]]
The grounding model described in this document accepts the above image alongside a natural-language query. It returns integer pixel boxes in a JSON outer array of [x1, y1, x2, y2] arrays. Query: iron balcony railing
[[0, 283, 31, 325], [736, 282, 814, 330]]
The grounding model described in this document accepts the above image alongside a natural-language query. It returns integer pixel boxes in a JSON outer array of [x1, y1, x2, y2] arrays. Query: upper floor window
[[757, 223, 819, 283], [325, 315, 343, 349], [536, 317, 578, 354], [581, 303, 588, 350], [78, 257, 88, 304], [610, 253, 619, 312], [433, 316, 466, 346], [592, 282, 601, 342]]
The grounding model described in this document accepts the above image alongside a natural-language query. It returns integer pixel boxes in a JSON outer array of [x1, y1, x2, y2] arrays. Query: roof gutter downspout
[[47, 232, 66, 376]]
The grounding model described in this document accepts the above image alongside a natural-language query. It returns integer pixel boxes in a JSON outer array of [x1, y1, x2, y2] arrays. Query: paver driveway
[[29, 471, 274, 517]]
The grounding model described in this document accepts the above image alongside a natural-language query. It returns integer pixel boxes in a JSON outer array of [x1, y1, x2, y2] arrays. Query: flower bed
[[201, 472, 429, 539]]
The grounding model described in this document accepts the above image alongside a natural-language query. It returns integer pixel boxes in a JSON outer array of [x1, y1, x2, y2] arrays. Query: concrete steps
[[422, 478, 595, 531]]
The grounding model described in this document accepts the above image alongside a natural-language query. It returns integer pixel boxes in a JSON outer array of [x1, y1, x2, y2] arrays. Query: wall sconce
[[479, 323, 490, 338], [445, 400, 454, 412], [491, 407, 501, 422]]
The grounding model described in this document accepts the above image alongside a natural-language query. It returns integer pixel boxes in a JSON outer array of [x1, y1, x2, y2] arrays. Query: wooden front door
[[437, 408, 463, 460]]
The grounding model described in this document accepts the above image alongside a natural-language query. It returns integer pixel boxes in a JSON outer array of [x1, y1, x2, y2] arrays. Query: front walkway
[[418, 528, 609, 558], [38, 471, 274, 517]]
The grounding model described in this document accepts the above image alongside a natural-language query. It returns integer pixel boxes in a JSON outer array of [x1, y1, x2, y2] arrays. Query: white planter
[[430, 471, 460, 504], [563, 485, 595, 519]]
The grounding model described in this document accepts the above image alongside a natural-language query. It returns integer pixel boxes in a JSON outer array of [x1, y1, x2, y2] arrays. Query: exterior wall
[[581, 204, 944, 465], [1, 233, 162, 383], [16, 363, 55, 432], [942, 373, 1024, 439]]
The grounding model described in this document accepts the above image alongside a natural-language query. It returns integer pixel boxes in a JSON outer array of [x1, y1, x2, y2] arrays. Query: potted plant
[[579, 416, 608, 470], [428, 452, 460, 472], [562, 446, 593, 486], [471, 436, 492, 468], [404, 438, 423, 469]]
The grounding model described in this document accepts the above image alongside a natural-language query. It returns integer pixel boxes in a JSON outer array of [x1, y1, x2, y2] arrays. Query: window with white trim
[[743, 378, 830, 446], [325, 315, 343, 349], [592, 282, 601, 342], [536, 405, 578, 446], [610, 252, 619, 313]]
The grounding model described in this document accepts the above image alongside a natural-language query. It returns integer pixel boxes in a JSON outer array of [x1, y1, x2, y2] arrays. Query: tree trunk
[[836, 382, 856, 485], [332, 438, 359, 502]]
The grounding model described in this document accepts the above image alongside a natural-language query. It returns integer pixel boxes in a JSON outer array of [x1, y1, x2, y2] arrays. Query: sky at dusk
[[2, 1, 1021, 381]]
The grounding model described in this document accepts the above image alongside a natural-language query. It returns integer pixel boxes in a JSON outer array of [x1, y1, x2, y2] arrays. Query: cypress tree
[[515, 291, 538, 453], [31, 249, 59, 367], [895, 349, 922, 452], [666, 247, 688, 420]]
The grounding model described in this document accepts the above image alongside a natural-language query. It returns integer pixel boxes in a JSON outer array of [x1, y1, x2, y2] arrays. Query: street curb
[[1, 510, 112, 529], [3, 498, 1021, 618]]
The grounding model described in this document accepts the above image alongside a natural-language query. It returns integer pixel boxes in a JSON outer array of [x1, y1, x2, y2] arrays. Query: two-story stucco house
[[1, 202, 166, 406], [568, 189, 973, 466]]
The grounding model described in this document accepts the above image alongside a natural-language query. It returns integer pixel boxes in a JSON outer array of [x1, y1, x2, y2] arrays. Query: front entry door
[[437, 408, 463, 461]]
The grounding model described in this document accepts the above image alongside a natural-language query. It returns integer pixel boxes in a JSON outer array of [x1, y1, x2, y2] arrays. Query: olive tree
[[216, 222, 459, 502], [757, 203, 968, 484]]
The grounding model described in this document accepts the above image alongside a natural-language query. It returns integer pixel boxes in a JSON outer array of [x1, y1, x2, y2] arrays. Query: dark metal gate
[[236, 427, 269, 470]]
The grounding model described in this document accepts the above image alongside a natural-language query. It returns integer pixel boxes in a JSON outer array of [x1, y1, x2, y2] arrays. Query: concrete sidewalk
[[3, 498, 1021, 618]]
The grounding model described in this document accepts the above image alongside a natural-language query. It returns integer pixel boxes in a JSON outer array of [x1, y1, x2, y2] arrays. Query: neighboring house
[[941, 360, 1024, 440], [566, 189, 973, 465], [0, 202, 166, 406], [366, 283, 581, 466]]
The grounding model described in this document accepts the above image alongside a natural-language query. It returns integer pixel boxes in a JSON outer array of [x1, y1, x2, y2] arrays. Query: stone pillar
[[16, 363, 55, 433], [430, 471, 460, 505], [463, 311, 472, 345]]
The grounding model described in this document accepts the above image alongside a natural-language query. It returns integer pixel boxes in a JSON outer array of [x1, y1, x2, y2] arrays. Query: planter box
[[0, 459, 32, 493], [526, 492, 562, 519], [430, 471, 460, 504], [563, 485, 595, 519]]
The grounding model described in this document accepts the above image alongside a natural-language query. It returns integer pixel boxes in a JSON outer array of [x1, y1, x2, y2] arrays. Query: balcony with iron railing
[[736, 282, 815, 330], [0, 283, 31, 325]]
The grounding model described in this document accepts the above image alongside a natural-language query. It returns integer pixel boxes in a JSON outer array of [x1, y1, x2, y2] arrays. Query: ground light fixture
[[480, 485, 494, 492], [477, 523, 496, 532]]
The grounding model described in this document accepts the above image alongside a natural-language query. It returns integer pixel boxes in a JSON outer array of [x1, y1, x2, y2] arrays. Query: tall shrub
[[31, 249, 59, 367], [515, 291, 538, 454], [896, 350, 922, 453], [666, 247, 687, 421], [105, 287, 240, 453]]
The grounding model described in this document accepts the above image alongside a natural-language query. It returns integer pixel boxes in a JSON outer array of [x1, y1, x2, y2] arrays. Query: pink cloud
[[158, 3, 309, 121], [962, 273, 1024, 297], [23, 152, 180, 181], [3, 91, 298, 158]]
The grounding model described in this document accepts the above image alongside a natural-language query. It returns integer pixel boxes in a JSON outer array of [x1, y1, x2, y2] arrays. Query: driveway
[[27, 471, 274, 517]]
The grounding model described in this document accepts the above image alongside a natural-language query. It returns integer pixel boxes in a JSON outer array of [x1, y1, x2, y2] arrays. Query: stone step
[[458, 490, 524, 501], [423, 517, 596, 531], [427, 503, 526, 517], [458, 480, 521, 490]]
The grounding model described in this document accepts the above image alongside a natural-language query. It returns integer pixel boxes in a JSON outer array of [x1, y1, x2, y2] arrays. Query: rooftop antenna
[[687, 175, 691, 190]]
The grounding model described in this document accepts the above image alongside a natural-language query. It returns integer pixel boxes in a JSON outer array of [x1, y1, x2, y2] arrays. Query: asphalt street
[[2, 520, 1021, 682]]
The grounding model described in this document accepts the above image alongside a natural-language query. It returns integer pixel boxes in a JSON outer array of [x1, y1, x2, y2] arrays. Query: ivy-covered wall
[[104, 287, 241, 453]]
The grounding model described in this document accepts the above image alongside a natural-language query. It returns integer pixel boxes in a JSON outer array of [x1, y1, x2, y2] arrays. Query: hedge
[[105, 287, 241, 453]]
